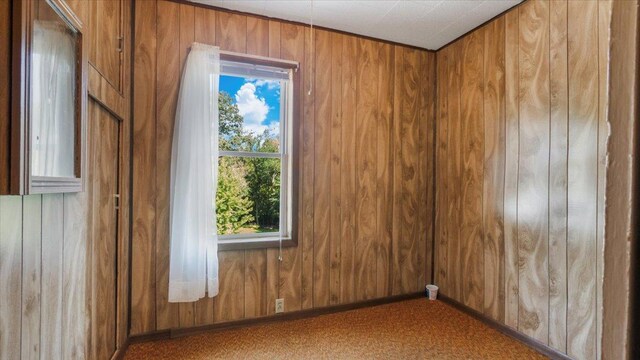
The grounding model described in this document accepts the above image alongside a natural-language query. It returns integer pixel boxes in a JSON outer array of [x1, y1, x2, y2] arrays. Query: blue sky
[[219, 75, 281, 135]]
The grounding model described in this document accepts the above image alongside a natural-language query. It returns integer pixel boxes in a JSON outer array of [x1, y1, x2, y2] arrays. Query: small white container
[[426, 284, 439, 300]]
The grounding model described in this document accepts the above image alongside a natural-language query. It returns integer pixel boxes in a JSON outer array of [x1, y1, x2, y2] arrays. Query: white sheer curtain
[[169, 43, 220, 302], [30, 21, 76, 177]]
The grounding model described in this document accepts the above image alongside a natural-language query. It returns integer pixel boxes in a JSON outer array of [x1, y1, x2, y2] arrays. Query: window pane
[[31, 1, 78, 177], [216, 157, 281, 236], [219, 74, 281, 153]]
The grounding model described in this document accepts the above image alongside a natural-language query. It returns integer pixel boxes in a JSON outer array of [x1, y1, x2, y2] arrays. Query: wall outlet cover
[[275, 298, 284, 313]]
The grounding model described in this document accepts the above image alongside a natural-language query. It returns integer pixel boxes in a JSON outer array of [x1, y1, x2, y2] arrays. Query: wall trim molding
[[438, 294, 571, 360], [128, 291, 425, 344]]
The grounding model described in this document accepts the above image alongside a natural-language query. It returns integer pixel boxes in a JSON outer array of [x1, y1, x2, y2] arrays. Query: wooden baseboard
[[111, 337, 131, 360], [129, 291, 425, 343], [438, 294, 572, 360]]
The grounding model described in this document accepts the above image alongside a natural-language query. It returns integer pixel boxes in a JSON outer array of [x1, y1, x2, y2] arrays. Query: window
[[216, 54, 298, 250]]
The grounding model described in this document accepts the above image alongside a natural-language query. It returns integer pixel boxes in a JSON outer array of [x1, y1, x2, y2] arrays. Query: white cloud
[[235, 83, 270, 134], [248, 78, 280, 90]]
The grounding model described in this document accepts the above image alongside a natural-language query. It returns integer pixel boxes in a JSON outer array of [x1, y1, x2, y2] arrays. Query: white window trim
[[217, 62, 294, 246]]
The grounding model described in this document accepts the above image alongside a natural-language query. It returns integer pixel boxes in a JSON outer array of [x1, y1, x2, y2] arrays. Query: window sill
[[218, 237, 297, 251]]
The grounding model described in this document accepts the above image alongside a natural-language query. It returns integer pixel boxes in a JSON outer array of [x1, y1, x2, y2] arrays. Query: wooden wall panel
[[0, 196, 23, 359], [132, 1, 435, 335], [313, 29, 332, 308], [301, 25, 315, 310], [435, 0, 612, 358], [434, 46, 449, 295], [447, 42, 463, 302], [155, 0, 181, 331], [40, 195, 64, 360], [376, 42, 394, 298], [517, 0, 550, 343], [339, 35, 358, 304], [567, 1, 599, 359], [503, 9, 519, 330], [354, 38, 378, 301], [596, 2, 613, 357], [0, 0, 10, 194], [132, 0, 158, 335], [329, 32, 344, 304], [482, 17, 505, 322], [1, 1, 133, 359], [22, 196, 42, 360], [548, 0, 568, 351], [460, 29, 484, 312]]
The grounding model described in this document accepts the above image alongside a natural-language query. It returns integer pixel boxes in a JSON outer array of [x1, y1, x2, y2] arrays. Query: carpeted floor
[[124, 299, 547, 359]]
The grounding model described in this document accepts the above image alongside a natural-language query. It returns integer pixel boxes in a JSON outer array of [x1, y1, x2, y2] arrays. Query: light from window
[[216, 60, 293, 246]]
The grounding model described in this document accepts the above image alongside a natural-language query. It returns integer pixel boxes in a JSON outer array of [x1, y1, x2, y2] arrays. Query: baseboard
[[111, 337, 131, 360], [438, 294, 572, 360], [129, 291, 424, 342]]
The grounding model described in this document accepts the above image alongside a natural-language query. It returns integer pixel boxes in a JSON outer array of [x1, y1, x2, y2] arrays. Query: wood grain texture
[[482, 18, 505, 322], [517, 0, 550, 343], [40, 195, 64, 360], [89, 0, 123, 92], [313, 29, 332, 308], [41, 201, 65, 345], [62, 192, 89, 359], [132, 0, 158, 335], [340, 35, 358, 304], [434, 1, 612, 358], [601, 1, 638, 358], [354, 38, 378, 301], [435, 46, 449, 295], [1, 1, 132, 359], [447, 42, 464, 302], [503, 9, 519, 330], [155, 0, 181, 331], [0, 196, 22, 359], [461, 28, 484, 312], [131, 1, 434, 335], [329, 32, 343, 305], [567, 1, 599, 358], [89, 101, 120, 360], [300, 25, 315, 310], [596, 2, 612, 358], [0, 0, 10, 194], [22, 195, 42, 360], [548, 0, 568, 352], [421, 50, 436, 288], [376, 42, 394, 298]]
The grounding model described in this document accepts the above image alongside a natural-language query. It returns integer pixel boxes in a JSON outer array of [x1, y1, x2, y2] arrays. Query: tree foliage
[[215, 91, 281, 234]]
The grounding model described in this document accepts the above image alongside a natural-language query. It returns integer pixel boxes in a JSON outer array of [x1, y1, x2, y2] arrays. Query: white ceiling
[[189, 0, 522, 50]]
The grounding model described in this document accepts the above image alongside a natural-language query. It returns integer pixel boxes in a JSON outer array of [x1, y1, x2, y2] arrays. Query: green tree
[[216, 157, 254, 234], [218, 91, 247, 151], [216, 88, 281, 233], [245, 131, 281, 228]]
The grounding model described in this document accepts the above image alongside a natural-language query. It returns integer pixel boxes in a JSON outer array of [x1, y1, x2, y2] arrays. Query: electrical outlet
[[275, 298, 284, 313]]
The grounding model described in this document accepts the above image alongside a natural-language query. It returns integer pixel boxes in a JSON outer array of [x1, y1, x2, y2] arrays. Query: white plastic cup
[[426, 284, 439, 300]]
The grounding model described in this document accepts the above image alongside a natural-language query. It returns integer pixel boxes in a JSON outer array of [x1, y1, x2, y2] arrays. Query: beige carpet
[[125, 299, 547, 359]]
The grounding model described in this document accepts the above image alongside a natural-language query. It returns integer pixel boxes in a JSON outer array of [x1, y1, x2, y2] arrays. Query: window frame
[[216, 52, 300, 252]]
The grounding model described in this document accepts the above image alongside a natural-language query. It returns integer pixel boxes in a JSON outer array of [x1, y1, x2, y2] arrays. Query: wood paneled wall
[[131, 0, 435, 335], [0, 0, 132, 359], [434, 1, 611, 359]]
